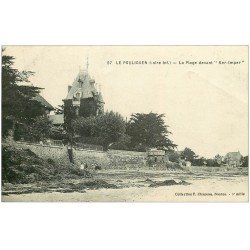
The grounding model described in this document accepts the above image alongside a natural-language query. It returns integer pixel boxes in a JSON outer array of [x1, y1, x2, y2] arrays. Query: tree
[[27, 116, 53, 141], [2, 49, 46, 138], [72, 111, 126, 150], [167, 150, 180, 163], [109, 134, 132, 151], [192, 157, 206, 166], [126, 112, 176, 151], [181, 147, 198, 163], [206, 158, 219, 167], [214, 154, 223, 165], [241, 156, 248, 168], [93, 111, 127, 150], [13, 116, 53, 142], [63, 99, 76, 143], [72, 116, 97, 137]]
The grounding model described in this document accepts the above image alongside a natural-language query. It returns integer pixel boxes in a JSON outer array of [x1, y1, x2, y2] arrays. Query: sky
[[3, 46, 248, 157]]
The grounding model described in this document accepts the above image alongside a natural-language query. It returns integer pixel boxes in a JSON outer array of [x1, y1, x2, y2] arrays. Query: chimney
[[68, 86, 72, 93]]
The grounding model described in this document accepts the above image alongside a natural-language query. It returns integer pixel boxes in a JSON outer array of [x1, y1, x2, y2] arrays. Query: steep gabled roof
[[224, 151, 242, 160], [65, 70, 98, 100], [17, 82, 54, 110], [33, 94, 54, 110]]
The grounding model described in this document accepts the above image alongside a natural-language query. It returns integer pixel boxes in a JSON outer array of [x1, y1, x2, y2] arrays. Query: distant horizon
[[3, 46, 248, 158]]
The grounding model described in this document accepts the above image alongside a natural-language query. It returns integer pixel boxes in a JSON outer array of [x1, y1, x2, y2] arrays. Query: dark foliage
[[49, 126, 66, 141], [109, 134, 132, 151], [72, 111, 126, 150], [79, 98, 98, 117], [192, 157, 207, 166], [2, 50, 47, 137], [241, 156, 248, 167], [2, 145, 88, 184], [63, 99, 76, 141], [126, 112, 177, 151], [13, 116, 53, 142], [180, 147, 198, 163], [167, 150, 180, 163], [206, 158, 219, 167]]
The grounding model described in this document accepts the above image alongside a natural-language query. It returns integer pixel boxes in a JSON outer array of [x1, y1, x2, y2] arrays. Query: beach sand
[[2, 169, 248, 202]]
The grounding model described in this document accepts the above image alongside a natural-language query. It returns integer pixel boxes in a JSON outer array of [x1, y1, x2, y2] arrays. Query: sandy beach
[[2, 169, 248, 202]]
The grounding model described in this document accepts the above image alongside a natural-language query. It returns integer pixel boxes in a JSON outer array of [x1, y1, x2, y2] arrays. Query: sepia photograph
[[1, 1, 250, 250], [1, 45, 248, 202]]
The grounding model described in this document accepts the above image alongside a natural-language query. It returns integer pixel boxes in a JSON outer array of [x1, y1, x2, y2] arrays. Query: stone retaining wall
[[16, 142, 147, 168]]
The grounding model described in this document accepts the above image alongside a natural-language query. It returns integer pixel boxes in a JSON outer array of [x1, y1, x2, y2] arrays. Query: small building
[[224, 151, 242, 167], [147, 149, 168, 164], [33, 93, 54, 115]]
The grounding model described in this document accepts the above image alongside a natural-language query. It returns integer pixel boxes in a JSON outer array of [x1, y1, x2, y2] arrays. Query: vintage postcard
[[1, 45, 248, 202]]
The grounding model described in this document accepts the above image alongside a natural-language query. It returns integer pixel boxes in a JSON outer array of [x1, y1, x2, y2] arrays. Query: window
[[75, 92, 81, 99]]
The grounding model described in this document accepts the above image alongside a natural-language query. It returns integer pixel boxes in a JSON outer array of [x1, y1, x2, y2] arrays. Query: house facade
[[63, 65, 104, 119], [224, 151, 242, 167], [147, 149, 169, 165]]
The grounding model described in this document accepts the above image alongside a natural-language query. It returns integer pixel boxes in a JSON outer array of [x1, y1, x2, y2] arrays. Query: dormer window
[[76, 92, 81, 99], [73, 90, 82, 100]]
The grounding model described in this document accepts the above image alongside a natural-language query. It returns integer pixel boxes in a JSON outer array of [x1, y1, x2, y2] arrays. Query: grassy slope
[[2, 143, 89, 184]]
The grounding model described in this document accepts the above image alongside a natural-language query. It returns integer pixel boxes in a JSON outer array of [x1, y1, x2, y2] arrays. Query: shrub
[[2, 145, 88, 184], [165, 161, 183, 170]]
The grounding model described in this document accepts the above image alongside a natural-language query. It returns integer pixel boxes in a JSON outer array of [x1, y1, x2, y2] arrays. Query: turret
[[63, 58, 104, 118]]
